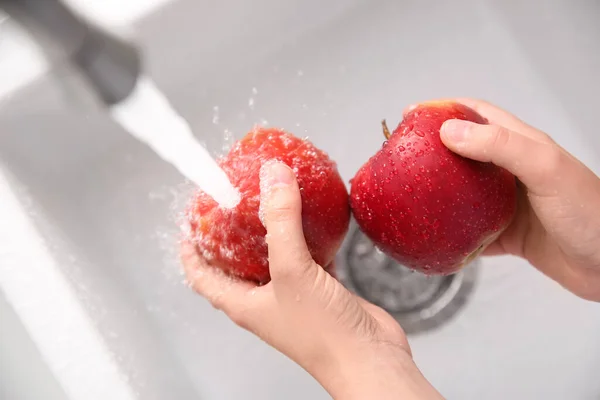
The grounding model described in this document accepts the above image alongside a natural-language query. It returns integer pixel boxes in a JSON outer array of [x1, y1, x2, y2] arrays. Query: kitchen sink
[[1, 0, 599, 399]]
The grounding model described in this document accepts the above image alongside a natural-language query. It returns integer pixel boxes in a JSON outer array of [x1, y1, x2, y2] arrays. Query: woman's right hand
[[405, 98, 600, 301]]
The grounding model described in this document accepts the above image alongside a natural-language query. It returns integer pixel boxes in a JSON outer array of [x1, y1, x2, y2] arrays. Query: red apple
[[350, 101, 517, 275], [184, 126, 350, 284]]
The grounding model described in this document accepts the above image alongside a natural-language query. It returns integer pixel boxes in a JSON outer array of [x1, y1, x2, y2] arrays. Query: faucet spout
[[0, 0, 141, 106]]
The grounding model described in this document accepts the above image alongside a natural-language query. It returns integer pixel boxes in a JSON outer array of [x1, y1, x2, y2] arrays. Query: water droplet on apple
[[432, 219, 440, 229], [398, 146, 406, 153], [416, 150, 424, 157], [405, 184, 413, 193], [414, 174, 421, 182], [424, 140, 430, 146], [415, 130, 425, 137]]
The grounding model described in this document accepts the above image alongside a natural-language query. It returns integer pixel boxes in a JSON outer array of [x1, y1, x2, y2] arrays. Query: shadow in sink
[[336, 222, 479, 336]]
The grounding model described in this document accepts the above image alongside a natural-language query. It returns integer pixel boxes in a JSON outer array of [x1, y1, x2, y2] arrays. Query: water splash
[[109, 76, 240, 208]]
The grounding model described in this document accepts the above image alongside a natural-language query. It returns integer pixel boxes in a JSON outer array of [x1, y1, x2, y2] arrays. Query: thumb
[[440, 119, 565, 196], [259, 161, 315, 282]]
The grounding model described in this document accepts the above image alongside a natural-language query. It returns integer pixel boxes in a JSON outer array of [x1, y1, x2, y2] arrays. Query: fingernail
[[441, 119, 469, 142], [259, 161, 294, 228], [261, 160, 293, 188]]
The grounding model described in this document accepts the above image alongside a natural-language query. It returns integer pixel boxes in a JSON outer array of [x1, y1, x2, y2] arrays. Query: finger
[[403, 98, 548, 141], [480, 241, 506, 256], [440, 119, 568, 196], [180, 241, 268, 324], [259, 161, 315, 282]]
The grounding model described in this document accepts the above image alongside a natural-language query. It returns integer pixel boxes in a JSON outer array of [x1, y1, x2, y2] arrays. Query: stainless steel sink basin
[[1, 0, 600, 399]]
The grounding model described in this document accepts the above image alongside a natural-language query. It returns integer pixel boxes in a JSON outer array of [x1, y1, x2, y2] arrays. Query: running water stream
[[109, 76, 240, 208]]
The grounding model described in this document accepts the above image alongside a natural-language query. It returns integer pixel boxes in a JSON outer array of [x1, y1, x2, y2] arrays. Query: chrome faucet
[[0, 0, 141, 106]]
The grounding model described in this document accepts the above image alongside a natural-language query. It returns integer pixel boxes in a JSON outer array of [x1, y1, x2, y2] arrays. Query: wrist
[[314, 342, 444, 400]]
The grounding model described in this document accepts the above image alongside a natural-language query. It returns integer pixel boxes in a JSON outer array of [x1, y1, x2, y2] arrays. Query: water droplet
[[405, 184, 413, 193], [212, 106, 220, 124], [398, 146, 406, 153], [415, 130, 425, 137], [432, 219, 440, 229], [414, 174, 421, 182]]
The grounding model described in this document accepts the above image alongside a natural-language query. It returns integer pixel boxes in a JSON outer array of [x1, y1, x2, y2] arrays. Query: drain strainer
[[336, 223, 478, 335]]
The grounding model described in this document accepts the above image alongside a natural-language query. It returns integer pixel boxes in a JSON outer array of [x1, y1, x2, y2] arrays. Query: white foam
[[109, 76, 240, 208]]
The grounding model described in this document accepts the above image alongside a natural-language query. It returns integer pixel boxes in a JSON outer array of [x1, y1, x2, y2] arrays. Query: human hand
[[181, 161, 443, 400], [410, 98, 600, 301]]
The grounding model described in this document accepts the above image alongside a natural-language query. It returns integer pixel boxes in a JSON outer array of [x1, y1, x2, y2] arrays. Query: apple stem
[[381, 119, 391, 140]]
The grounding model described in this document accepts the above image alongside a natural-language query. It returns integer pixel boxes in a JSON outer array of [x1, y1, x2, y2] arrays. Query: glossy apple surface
[[185, 126, 350, 284], [350, 101, 517, 275]]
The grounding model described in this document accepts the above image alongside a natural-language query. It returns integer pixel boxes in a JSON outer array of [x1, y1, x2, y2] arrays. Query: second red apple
[[350, 101, 517, 275]]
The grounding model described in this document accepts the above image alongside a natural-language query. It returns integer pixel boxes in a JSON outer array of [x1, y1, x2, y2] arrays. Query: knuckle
[[208, 293, 227, 312], [266, 201, 299, 224], [569, 269, 600, 302], [537, 144, 564, 176], [272, 258, 316, 282], [487, 125, 511, 151], [228, 307, 252, 330]]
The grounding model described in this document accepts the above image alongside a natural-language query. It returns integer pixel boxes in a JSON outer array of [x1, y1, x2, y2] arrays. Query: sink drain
[[335, 223, 478, 335]]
